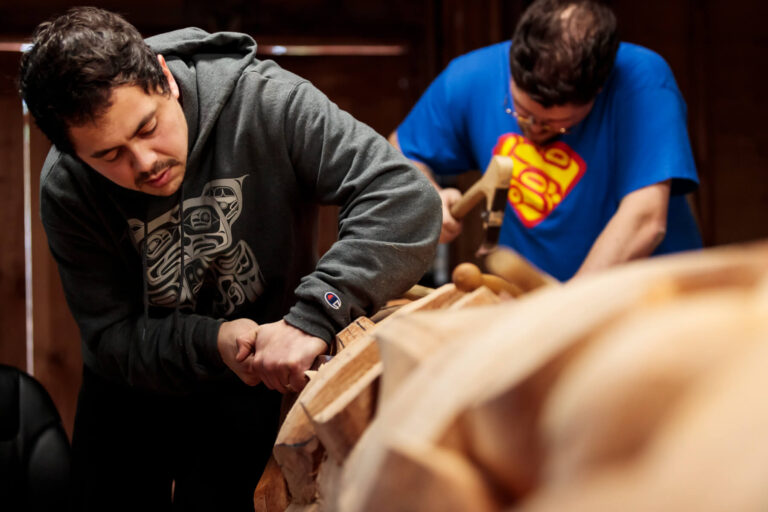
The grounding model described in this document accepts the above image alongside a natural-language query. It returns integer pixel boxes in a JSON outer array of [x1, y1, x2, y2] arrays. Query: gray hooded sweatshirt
[[39, 28, 441, 393]]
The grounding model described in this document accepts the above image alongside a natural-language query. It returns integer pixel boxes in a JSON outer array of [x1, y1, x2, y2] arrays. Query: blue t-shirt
[[397, 41, 702, 281]]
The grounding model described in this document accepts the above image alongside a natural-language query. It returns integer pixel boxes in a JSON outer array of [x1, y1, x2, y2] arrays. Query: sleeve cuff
[[283, 300, 337, 346]]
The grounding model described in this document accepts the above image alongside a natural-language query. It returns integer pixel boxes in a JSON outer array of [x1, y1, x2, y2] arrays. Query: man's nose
[[522, 125, 543, 139], [130, 142, 157, 173]]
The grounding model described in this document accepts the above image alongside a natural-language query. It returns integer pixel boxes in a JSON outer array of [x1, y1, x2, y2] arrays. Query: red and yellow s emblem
[[494, 134, 586, 228]]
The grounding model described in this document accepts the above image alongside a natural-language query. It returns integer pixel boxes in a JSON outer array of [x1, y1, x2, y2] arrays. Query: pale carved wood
[[518, 315, 768, 512], [271, 317, 377, 504], [485, 248, 560, 291], [253, 456, 289, 512], [336, 242, 768, 512], [356, 442, 500, 512], [268, 283, 482, 508], [378, 286, 502, 407]]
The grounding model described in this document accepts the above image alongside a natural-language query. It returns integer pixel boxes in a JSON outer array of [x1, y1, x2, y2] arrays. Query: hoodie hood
[[146, 29, 258, 172]]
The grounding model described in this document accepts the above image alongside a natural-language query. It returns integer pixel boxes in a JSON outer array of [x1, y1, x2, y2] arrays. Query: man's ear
[[157, 54, 180, 99]]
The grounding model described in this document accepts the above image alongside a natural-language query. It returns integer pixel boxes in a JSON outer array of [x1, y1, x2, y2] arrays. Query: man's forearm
[[574, 181, 670, 278]]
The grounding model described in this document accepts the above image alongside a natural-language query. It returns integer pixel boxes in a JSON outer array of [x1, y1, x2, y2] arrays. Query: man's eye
[[141, 120, 158, 137], [104, 149, 121, 162]]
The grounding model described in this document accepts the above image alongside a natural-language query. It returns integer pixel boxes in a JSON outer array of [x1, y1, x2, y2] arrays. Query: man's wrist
[[283, 304, 335, 347]]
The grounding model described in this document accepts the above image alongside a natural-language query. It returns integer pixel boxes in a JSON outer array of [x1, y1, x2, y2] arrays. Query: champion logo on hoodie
[[324, 292, 342, 310]]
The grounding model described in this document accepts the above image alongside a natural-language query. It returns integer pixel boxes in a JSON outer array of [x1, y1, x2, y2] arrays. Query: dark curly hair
[[18, 7, 169, 154], [510, 0, 619, 107]]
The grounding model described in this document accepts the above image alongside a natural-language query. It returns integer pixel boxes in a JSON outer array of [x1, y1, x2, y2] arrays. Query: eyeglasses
[[507, 108, 570, 135], [503, 93, 570, 135]]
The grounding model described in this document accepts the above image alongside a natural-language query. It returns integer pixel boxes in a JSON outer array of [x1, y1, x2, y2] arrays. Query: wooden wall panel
[[0, 47, 81, 436], [29, 122, 81, 439], [0, 0, 430, 41], [705, 0, 768, 244], [0, 52, 26, 372], [438, 0, 505, 65]]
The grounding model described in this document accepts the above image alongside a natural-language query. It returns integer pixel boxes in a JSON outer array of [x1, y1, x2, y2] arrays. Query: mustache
[[135, 159, 181, 187]]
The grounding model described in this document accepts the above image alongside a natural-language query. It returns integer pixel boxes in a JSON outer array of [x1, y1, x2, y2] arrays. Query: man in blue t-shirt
[[390, 0, 702, 281]]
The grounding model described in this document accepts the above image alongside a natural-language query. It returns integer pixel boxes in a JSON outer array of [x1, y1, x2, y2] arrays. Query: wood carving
[[377, 287, 502, 406], [539, 292, 762, 485], [449, 285, 502, 309], [359, 442, 500, 512], [334, 316, 375, 352], [272, 385, 323, 504], [485, 247, 559, 291], [334, 242, 768, 512], [257, 242, 768, 511], [270, 316, 377, 504], [253, 456, 290, 512], [264, 280, 506, 509], [301, 357, 382, 464], [519, 316, 768, 512]]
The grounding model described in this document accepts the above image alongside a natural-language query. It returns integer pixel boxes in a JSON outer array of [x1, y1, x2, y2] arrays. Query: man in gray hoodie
[[19, 7, 441, 510]]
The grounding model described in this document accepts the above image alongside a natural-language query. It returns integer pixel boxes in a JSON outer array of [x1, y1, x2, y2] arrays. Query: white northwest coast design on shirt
[[127, 176, 265, 316]]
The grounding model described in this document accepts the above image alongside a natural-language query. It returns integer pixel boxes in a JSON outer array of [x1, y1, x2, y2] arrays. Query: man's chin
[[524, 133, 557, 146]]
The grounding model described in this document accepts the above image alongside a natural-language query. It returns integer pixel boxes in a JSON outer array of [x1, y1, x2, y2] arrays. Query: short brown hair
[[510, 0, 619, 107], [19, 7, 169, 154]]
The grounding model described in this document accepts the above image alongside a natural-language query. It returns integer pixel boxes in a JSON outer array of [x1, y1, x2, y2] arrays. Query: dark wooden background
[[1, 0, 766, 436]]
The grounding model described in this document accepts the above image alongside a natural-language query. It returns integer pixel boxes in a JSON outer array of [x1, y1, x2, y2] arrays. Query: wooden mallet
[[449, 155, 514, 254]]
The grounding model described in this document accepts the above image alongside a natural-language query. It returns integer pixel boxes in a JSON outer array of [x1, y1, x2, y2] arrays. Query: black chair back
[[0, 364, 70, 511]]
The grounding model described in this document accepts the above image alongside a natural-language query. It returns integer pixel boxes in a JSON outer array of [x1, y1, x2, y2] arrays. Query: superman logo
[[493, 134, 586, 228]]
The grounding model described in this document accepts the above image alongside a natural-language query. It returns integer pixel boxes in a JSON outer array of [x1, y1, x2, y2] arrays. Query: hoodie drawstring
[[173, 184, 185, 341], [142, 219, 149, 342]]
